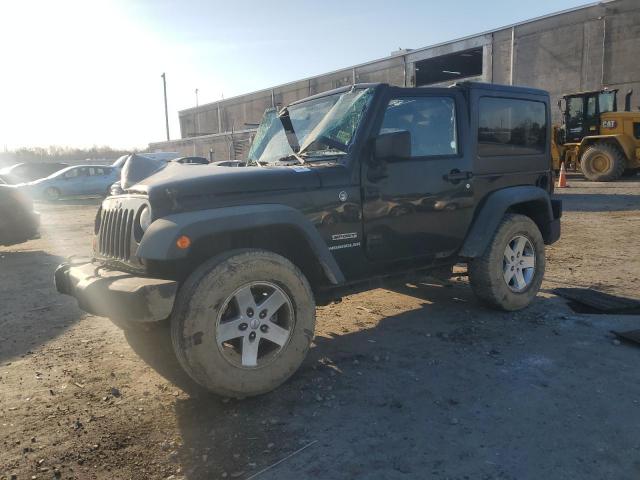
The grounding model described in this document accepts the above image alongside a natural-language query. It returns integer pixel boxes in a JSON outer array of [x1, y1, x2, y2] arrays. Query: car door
[[361, 88, 474, 261], [565, 96, 585, 143], [92, 167, 113, 195], [61, 167, 88, 195], [81, 167, 98, 194], [583, 94, 601, 137]]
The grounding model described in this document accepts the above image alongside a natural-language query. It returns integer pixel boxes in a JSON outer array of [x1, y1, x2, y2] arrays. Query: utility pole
[[161, 72, 170, 141], [195, 88, 200, 136]]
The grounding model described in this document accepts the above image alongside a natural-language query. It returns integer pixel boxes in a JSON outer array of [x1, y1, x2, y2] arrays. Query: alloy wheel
[[216, 281, 294, 368], [503, 235, 536, 292]]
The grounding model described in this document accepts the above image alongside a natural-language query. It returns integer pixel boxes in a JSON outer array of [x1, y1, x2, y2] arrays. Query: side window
[[64, 168, 80, 178], [89, 167, 106, 176], [379, 97, 458, 157], [587, 96, 597, 117], [478, 97, 547, 156], [566, 96, 584, 132], [599, 92, 615, 113]]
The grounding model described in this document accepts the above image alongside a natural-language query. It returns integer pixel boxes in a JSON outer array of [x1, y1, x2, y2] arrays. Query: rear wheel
[[580, 143, 626, 181], [469, 214, 545, 311], [45, 187, 61, 201], [170, 249, 316, 398]]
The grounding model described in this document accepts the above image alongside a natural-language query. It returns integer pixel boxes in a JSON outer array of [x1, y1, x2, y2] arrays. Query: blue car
[[23, 165, 119, 201]]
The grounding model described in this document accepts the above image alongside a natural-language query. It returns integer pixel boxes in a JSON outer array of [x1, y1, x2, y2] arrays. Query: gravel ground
[[1, 176, 639, 480]]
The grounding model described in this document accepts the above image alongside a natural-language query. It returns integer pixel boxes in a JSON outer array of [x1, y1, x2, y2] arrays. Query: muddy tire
[[170, 249, 316, 398], [468, 214, 545, 311], [580, 144, 626, 182]]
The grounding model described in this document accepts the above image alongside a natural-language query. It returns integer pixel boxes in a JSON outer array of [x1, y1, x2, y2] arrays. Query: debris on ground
[[554, 288, 640, 314], [611, 330, 640, 346]]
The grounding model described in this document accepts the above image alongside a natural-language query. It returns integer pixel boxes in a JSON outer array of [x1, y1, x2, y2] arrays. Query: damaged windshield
[[247, 87, 375, 164]]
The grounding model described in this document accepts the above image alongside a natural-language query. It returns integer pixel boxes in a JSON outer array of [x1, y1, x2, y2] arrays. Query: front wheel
[[45, 187, 61, 201], [170, 249, 316, 398], [468, 214, 545, 311], [580, 144, 626, 181]]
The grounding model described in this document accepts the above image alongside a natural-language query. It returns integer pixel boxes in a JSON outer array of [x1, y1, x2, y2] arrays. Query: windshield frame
[[249, 84, 382, 166]]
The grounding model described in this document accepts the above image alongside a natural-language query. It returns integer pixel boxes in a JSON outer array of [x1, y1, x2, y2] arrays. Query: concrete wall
[[506, 0, 640, 124], [151, 0, 640, 156]]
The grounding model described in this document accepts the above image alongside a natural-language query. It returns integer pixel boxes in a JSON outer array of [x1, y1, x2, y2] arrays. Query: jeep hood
[[130, 162, 321, 200]]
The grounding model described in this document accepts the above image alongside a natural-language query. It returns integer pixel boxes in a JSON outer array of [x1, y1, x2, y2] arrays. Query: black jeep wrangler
[[56, 82, 561, 397]]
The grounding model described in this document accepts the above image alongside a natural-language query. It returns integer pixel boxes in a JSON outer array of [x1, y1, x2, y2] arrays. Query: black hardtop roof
[[287, 81, 548, 108], [451, 81, 549, 97]]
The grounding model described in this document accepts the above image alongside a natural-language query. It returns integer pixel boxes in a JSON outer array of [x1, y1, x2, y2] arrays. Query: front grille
[[97, 207, 135, 260]]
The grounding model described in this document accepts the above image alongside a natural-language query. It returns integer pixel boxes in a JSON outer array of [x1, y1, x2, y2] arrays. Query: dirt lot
[[1, 176, 640, 480]]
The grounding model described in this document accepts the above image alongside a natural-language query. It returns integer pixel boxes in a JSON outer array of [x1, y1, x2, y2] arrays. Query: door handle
[[443, 170, 473, 182]]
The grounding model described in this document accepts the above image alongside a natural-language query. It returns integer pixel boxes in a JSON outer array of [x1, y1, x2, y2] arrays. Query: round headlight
[[109, 182, 123, 197], [139, 206, 152, 232]]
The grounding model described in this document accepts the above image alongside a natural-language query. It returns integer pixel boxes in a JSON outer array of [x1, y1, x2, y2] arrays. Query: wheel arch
[[136, 204, 345, 291], [459, 186, 556, 259], [188, 226, 334, 292]]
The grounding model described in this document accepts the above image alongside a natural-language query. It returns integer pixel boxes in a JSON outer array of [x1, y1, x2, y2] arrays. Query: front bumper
[[55, 262, 178, 322]]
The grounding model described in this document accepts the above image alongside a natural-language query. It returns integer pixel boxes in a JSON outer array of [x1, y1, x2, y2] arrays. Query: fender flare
[[136, 204, 345, 284], [459, 186, 555, 258]]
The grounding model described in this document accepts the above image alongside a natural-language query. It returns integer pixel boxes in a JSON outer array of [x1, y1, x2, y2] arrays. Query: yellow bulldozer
[[552, 88, 640, 181]]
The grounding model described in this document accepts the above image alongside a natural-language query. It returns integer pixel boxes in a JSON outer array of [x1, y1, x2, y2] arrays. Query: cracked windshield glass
[[248, 88, 374, 164]]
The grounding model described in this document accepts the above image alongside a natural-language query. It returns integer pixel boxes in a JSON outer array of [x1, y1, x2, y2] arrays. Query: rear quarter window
[[478, 97, 547, 156]]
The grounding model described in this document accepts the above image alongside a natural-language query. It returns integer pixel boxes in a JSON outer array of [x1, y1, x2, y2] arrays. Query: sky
[[0, 0, 593, 150]]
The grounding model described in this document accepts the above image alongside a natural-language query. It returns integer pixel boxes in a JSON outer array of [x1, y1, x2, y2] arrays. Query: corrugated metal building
[[150, 0, 640, 160]]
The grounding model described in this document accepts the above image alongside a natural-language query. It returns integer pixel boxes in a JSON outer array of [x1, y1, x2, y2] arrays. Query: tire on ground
[[580, 143, 626, 182], [427, 264, 454, 282], [468, 214, 545, 311], [170, 249, 316, 398], [45, 187, 61, 201]]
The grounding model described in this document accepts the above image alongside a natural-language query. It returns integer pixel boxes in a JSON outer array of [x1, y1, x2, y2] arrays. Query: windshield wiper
[[275, 153, 305, 165], [246, 158, 264, 167], [278, 107, 301, 154]]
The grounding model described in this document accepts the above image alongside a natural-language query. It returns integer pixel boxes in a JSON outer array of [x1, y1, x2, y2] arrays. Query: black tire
[[580, 144, 626, 182], [170, 249, 316, 398], [427, 264, 454, 282], [468, 214, 545, 311], [45, 187, 61, 201]]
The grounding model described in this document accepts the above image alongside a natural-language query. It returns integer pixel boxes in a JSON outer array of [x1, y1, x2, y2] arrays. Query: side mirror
[[374, 130, 411, 160]]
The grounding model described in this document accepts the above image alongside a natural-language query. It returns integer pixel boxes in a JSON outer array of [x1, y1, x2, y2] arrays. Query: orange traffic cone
[[557, 162, 568, 188]]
